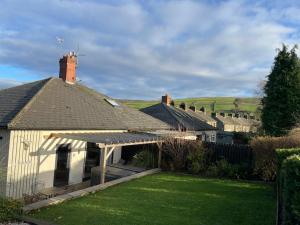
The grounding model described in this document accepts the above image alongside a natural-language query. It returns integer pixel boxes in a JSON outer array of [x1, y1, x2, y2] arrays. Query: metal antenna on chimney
[[74, 44, 86, 69]]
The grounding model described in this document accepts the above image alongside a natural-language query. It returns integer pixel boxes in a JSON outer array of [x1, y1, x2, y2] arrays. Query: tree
[[210, 100, 216, 112], [233, 98, 242, 112], [262, 44, 300, 136]]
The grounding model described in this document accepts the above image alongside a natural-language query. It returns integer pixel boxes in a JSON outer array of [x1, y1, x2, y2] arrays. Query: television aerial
[[74, 44, 86, 68]]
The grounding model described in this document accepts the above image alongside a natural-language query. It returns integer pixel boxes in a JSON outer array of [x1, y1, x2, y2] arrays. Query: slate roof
[[185, 109, 216, 124], [141, 103, 216, 131], [214, 115, 236, 125], [0, 77, 170, 130], [0, 79, 50, 128], [215, 115, 259, 127]]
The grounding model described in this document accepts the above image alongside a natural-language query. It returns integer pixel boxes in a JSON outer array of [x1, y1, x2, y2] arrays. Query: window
[[105, 98, 120, 107]]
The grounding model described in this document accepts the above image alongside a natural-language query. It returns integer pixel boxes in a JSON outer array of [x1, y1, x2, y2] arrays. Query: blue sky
[[1, 0, 300, 99]]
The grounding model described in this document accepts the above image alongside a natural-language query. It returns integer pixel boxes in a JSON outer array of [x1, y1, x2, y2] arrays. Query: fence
[[203, 142, 253, 164]]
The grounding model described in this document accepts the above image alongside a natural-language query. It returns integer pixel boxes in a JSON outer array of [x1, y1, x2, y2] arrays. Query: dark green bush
[[206, 159, 251, 179], [186, 143, 212, 174], [0, 197, 23, 223], [280, 155, 300, 225], [161, 139, 253, 179]]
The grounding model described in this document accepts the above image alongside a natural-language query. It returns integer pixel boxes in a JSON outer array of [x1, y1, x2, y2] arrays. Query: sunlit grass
[[30, 173, 275, 225], [120, 97, 260, 112]]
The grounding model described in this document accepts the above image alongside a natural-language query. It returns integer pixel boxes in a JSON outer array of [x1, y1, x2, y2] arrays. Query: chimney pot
[[162, 94, 171, 106], [179, 102, 186, 110], [189, 105, 196, 112], [220, 112, 226, 117], [200, 106, 206, 114], [59, 53, 77, 84]]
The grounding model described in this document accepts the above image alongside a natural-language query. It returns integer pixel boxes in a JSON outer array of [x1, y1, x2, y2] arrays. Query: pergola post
[[158, 148, 162, 168], [100, 146, 108, 184]]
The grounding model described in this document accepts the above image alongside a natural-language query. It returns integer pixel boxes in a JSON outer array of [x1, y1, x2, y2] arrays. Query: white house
[[0, 53, 170, 199]]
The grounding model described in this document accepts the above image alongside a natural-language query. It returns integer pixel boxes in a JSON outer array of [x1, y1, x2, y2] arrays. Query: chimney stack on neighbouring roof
[[179, 102, 186, 110], [59, 52, 77, 84], [220, 112, 226, 117], [200, 106, 206, 114], [243, 114, 249, 119], [189, 105, 196, 112], [227, 113, 233, 118], [161, 94, 171, 105]]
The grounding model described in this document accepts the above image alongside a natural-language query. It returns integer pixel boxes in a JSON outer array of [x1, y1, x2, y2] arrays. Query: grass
[[30, 173, 276, 225], [120, 97, 260, 112]]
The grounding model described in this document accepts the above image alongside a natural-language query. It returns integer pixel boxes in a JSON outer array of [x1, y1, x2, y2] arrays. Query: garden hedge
[[276, 148, 300, 171], [279, 154, 300, 225], [251, 136, 300, 181]]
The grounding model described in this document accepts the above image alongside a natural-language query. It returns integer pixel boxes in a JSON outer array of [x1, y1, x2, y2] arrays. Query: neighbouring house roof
[[0, 77, 170, 131], [185, 109, 216, 124], [141, 103, 216, 131], [214, 115, 236, 125], [216, 115, 260, 127]]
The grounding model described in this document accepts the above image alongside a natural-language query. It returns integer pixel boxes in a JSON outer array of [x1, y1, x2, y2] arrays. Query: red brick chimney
[[162, 94, 171, 105], [59, 52, 77, 84]]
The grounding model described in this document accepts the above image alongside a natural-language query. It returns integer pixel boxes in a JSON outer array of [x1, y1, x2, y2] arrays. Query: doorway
[[83, 142, 101, 181], [54, 144, 71, 187]]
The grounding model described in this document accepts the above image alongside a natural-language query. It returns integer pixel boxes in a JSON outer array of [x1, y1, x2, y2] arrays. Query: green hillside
[[120, 97, 261, 113]]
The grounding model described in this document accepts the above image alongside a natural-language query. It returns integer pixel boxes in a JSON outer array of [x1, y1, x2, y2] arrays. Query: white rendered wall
[[6, 130, 125, 199], [0, 130, 10, 197]]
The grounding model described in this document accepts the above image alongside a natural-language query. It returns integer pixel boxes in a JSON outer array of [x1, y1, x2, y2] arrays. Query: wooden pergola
[[54, 132, 164, 184]]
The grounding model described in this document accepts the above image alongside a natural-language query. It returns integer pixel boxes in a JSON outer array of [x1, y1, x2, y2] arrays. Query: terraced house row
[[142, 94, 260, 143]]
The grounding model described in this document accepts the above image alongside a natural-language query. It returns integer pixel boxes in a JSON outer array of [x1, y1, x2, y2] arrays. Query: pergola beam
[[97, 140, 162, 148]]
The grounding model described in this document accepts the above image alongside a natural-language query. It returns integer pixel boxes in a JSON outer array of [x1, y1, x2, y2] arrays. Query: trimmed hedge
[[280, 155, 300, 225], [276, 148, 300, 172], [0, 197, 23, 223]]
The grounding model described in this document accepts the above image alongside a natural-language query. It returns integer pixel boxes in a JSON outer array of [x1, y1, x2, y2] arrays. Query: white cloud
[[0, 0, 299, 99], [0, 78, 23, 90]]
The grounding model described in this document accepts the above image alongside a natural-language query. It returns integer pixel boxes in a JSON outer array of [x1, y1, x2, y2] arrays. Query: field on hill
[[120, 97, 261, 113]]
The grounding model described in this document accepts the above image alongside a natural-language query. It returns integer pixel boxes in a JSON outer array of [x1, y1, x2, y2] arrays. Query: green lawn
[[30, 173, 276, 225], [120, 97, 260, 112]]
